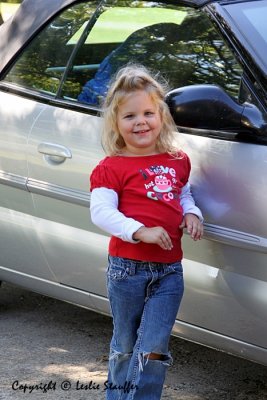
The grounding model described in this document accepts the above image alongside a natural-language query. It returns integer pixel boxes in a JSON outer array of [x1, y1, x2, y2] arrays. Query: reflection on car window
[[3, 2, 98, 96], [60, 1, 243, 106], [224, 2, 267, 72], [3, 0, 243, 106]]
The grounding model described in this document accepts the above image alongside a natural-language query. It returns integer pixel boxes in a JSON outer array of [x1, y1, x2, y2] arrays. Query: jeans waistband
[[108, 255, 181, 273]]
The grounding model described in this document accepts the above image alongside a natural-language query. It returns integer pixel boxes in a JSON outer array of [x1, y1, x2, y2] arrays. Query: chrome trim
[[1, 171, 266, 253], [204, 223, 267, 253], [27, 178, 90, 207], [0, 170, 28, 190]]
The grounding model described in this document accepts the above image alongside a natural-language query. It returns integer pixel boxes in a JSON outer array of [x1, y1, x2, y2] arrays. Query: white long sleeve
[[180, 182, 204, 222], [90, 187, 144, 243], [90, 183, 203, 243]]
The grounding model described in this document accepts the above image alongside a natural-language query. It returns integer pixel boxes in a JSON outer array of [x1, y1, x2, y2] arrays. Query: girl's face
[[116, 90, 162, 156]]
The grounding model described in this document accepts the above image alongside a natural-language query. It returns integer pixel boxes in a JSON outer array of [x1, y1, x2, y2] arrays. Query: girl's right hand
[[132, 226, 173, 250]]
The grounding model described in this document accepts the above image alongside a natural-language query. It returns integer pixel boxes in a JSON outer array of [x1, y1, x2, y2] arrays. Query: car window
[[2, 0, 243, 108], [3, 2, 98, 96], [58, 1, 243, 106]]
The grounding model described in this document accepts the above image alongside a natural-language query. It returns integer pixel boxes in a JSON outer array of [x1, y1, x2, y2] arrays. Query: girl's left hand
[[179, 213, 204, 241]]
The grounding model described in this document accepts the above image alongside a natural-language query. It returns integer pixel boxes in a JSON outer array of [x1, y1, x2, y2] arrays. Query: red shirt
[[90, 152, 191, 263]]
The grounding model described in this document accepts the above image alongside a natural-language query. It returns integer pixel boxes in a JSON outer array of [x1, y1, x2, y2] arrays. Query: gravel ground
[[0, 282, 267, 400]]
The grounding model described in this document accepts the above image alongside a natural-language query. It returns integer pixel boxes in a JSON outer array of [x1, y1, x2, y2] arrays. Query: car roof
[[0, 0, 250, 75]]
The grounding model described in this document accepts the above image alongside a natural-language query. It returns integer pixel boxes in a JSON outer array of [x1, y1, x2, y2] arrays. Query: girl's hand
[[133, 226, 173, 250], [179, 213, 203, 241]]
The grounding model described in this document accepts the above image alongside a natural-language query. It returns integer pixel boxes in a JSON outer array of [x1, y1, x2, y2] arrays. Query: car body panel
[[0, 91, 57, 280], [27, 104, 109, 296], [178, 133, 267, 349]]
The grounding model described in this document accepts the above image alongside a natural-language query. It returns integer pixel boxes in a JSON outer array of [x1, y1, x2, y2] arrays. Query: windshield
[[224, 0, 267, 72]]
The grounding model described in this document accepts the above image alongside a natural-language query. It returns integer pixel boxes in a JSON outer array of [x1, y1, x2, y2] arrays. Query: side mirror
[[165, 84, 267, 136]]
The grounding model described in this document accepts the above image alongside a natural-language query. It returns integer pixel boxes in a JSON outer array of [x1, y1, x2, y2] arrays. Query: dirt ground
[[0, 282, 267, 400]]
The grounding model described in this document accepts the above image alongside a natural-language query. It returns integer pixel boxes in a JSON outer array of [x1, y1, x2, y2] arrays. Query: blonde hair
[[101, 64, 179, 156]]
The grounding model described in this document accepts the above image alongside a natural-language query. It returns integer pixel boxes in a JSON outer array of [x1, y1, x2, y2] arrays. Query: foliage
[[3, 1, 22, 4]]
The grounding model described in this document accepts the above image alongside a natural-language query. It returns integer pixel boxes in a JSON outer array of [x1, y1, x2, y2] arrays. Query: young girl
[[90, 65, 203, 400]]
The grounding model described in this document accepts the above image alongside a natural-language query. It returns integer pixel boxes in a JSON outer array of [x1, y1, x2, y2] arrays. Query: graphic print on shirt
[[139, 164, 179, 202]]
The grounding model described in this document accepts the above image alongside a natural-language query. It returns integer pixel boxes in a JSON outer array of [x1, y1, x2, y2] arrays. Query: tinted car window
[[2, 0, 243, 107], [4, 2, 98, 96], [224, 1, 267, 72], [59, 1, 243, 106]]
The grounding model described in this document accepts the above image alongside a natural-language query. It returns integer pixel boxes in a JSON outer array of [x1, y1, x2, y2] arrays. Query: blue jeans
[[106, 256, 184, 400]]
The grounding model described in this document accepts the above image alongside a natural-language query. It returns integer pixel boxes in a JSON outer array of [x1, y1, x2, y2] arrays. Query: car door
[[0, 91, 57, 284]]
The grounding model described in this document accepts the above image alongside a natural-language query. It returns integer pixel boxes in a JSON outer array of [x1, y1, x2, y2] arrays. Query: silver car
[[0, 0, 266, 366]]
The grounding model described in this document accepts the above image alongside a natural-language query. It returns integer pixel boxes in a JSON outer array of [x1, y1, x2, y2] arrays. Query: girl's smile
[[116, 90, 162, 156]]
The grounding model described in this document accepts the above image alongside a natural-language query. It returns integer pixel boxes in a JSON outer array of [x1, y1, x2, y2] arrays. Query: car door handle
[[38, 142, 72, 163]]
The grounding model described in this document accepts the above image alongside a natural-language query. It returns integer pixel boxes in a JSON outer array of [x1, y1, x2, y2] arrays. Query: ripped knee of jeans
[[109, 348, 132, 362], [138, 351, 173, 371]]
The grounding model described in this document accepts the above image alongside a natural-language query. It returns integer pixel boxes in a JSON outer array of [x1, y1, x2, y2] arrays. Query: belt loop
[[131, 264, 136, 276], [127, 260, 136, 276]]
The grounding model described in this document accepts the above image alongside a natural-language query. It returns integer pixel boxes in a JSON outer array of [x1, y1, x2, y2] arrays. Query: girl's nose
[[136, 114, 146, 125]]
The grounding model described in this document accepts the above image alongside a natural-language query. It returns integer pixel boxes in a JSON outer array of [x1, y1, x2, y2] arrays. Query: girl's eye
[[145, 111, 154, 116], [124, 114, 134, 119]]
